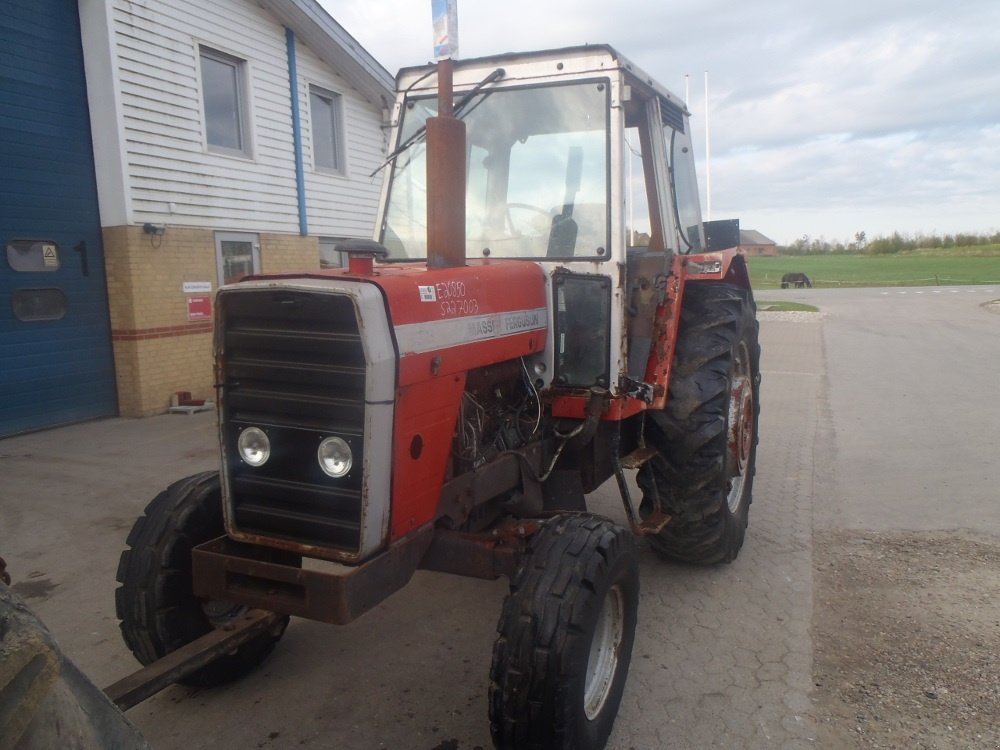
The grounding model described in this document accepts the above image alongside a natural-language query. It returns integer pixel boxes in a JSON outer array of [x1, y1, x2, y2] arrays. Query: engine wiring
[[519, 356, 542, 438], [454, 360, 544, 471]]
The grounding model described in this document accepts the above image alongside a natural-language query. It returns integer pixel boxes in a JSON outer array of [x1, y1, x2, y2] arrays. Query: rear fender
[[683, 248, 751, 289], [638, 248, 751, 412]]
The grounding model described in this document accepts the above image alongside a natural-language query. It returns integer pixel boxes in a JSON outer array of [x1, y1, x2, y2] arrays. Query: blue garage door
[[0, 2, 117, 436]]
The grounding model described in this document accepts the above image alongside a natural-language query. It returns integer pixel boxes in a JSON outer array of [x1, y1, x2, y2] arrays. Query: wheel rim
[[584, 583, 625, 721], [726, 340, 755, 513], [201, 599, 247, 627]]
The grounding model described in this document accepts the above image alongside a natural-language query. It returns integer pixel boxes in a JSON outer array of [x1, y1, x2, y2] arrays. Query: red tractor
[[115, 45, 759, 750]]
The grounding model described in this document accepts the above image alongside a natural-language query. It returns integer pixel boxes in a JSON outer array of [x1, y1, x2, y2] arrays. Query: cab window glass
[[667, 127, 703, 251], [383, 81, 610, 261]]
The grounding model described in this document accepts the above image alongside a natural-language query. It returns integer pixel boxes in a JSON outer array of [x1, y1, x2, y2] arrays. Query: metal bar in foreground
[[103, 609, 281, 711]]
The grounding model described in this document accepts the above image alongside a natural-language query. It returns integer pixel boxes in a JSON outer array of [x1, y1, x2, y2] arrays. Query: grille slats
[[232, 476, 362, 547], [227, 326, 361, 349], [235, 503, 361, 548], [220, 289, 369, 552], [227, 356, 364, 384], [227, 383, 365, 425]]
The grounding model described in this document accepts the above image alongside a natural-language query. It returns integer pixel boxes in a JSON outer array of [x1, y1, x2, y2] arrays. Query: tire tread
[[637, 283, 761, 564], [489, 515, 638, 749]]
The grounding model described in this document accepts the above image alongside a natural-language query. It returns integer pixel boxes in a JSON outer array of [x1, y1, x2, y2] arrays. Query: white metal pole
[[704, 70, 711, 222], [628, 139, 634, 245]]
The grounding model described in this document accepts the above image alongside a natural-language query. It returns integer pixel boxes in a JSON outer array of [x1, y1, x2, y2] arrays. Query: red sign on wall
[[186, 295, 212, 321]]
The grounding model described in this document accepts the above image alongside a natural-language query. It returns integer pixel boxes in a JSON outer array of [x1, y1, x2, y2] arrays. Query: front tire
[[637, 283, 761, 564], [115, 471, 288, 687], [489, 515, 639, 750]]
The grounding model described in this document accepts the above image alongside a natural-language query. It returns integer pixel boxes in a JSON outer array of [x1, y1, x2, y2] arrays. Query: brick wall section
[[103, 226, 321, 416], [260, 233, 319, 274]]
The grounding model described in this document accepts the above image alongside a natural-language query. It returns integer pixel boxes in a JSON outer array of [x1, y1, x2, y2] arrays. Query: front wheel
[[489, 515, 639, 750], [115, 471, 288, 687]]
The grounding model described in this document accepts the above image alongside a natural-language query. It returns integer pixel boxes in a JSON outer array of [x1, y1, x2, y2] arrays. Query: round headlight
[[237, 427, 270, 467], [318, 436, 352, 478]]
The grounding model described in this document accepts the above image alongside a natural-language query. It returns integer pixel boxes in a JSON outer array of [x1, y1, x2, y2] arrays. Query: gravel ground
[[812, 530, 1000, 749]]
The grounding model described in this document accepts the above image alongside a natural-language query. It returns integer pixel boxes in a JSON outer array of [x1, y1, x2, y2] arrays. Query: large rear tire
[[115, 471, 288, 687], [637, 283, 760, 564], [488, 515, 639, 750]]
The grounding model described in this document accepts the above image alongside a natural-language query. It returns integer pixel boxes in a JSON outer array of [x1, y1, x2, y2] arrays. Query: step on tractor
[[115, 45, 760, 749]]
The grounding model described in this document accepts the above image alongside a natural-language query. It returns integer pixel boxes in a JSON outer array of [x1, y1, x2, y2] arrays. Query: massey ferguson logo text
[[504, 311, 541, 332], [395, 307, 547, 355], [468, 310, 544, 340]]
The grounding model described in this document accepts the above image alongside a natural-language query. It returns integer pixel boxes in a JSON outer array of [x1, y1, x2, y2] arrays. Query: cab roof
[[395, 44, 688, 115]]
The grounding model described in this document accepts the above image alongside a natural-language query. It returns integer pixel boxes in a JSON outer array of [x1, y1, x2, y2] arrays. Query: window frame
[[309, 84, 346, 175], [199, 45, 252, 158], [319, 236, 373, 268], [215, 232, 260, 286]]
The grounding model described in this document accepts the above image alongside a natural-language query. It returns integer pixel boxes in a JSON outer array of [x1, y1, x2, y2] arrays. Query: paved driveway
[[0, 315, 822, 749], [767, 286, 1000, 747], [3, 286, 994, 748]]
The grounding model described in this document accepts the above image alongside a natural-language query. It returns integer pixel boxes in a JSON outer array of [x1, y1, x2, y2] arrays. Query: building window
[[200, 47, 250, 155], [310, 86, 344, 173], [320, 237, 362, 268], [215, 232, 260, 286]]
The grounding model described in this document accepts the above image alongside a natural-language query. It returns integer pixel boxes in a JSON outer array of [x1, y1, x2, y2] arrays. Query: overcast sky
[[320, 0, 999, 245]]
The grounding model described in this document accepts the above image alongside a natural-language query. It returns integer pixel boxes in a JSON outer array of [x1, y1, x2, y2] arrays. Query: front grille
[[219, 288, 367, 551]]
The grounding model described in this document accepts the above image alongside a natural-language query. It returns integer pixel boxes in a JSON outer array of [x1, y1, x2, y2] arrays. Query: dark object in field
[[781, 272, 812, 289]]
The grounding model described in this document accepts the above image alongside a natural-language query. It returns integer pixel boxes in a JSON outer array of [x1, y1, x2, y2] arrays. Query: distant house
[[738, 230, 779, 257], [1, 0, 393, 434]]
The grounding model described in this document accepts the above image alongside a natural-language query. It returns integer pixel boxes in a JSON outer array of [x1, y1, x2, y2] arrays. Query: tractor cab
[[375, 45, 741, 401], [381, 45, 705, 263]]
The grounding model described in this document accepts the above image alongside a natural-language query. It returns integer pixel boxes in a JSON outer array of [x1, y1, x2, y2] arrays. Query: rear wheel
[[489, 515, 639, 750], [637, 283, 760, 564], [115, 471, 288, 687]]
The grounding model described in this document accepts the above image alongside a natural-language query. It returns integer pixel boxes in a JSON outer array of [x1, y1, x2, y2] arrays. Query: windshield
[[381, 80, 610, 261]]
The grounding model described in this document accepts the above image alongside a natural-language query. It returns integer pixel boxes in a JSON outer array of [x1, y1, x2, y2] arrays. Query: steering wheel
[[506, 203, 553, 238]]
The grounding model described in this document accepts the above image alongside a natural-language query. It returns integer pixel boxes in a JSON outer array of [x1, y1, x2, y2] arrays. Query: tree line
[[780, 230, 1000, 255]]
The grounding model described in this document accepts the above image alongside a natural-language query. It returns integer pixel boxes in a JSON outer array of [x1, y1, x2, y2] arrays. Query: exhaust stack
[[425, 58, 466, 269]]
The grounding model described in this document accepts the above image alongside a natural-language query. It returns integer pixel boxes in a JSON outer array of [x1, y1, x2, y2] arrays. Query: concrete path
[[0, 316, 823, 749], [606, 315, 821, 749]]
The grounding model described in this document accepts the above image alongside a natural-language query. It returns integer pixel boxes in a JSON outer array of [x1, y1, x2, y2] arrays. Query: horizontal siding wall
[[295, 42, 387, 238], [111, 0, 386, 237]]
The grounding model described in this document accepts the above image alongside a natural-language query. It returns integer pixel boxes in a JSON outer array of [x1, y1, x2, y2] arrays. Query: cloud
[[320, 0, 1000, 242], [712, 125, 1000, 242]]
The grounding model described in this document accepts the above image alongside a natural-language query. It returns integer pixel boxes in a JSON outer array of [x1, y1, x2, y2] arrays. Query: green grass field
[[749, 247, 1000, 289]]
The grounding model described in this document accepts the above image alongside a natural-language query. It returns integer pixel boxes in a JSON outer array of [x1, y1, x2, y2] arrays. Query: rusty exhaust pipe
[[425, 58, 466, 269]]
